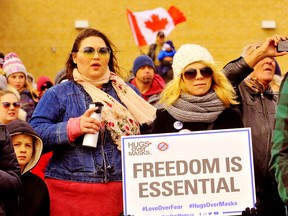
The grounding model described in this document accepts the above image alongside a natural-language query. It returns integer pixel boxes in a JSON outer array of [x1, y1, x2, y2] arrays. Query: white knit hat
[[3, 52, 27, 78], [172, 44, 214, 78]]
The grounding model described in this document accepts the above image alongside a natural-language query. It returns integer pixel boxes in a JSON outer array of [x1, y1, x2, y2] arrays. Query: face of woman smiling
[[73, 36, 110, 80]]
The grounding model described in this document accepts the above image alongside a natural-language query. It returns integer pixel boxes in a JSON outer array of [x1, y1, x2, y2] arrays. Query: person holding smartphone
[[223, 35, 288, 216]]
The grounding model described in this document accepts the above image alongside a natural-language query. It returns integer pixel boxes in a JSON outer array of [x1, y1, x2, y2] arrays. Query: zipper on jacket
[[260, 92, 273, 174]]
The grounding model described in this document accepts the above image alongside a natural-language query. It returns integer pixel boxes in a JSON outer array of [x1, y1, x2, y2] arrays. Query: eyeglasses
[[2, 102, 21, 109], [78, 47, 111, 58], [183, 67, 213, 80]]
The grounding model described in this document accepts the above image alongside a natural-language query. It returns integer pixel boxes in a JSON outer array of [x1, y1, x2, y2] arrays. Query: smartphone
[[277, 40, 288, 52]]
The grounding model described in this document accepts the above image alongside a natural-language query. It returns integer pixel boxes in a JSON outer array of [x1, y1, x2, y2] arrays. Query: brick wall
[[1, 0, 287, 82]]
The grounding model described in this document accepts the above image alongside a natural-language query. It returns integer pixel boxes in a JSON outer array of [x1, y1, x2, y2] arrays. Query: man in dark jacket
[[147, 31, 165, 73], [223, 35, 288, 216], [0, 124, 21, 216]]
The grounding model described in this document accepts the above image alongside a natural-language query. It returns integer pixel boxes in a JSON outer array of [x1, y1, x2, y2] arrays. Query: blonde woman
[[0, 90, 26, 124], [152, 44, 243, 133]]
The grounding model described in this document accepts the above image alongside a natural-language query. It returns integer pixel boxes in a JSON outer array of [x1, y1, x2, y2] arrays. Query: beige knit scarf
[[73, 68, 156, 150]]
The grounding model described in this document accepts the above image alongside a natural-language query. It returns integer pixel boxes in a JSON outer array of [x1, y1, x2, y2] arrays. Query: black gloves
[[242, 207, 261, 215]]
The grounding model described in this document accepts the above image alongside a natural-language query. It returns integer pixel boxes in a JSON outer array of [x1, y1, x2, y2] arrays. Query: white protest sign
[[121, 128, 255, 216]]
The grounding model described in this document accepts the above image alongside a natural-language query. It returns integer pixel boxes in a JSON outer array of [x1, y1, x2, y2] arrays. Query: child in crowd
[[157, 40, 176, 82], [158, 40, 176, 63], [3, 53, 39, 121], [6, 119, 50, 216]]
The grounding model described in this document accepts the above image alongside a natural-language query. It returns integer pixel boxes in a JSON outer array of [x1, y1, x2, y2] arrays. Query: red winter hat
[[37, 76, 53, 92]]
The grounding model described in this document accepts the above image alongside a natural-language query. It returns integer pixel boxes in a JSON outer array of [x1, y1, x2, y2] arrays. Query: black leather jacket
[[223, 57, 286, 215]]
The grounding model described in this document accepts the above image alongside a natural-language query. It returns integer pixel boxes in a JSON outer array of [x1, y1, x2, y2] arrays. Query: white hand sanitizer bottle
[[82, 102, 104, 148]]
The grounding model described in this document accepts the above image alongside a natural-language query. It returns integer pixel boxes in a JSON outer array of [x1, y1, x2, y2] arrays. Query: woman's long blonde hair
[[160, 61, 238, 107]]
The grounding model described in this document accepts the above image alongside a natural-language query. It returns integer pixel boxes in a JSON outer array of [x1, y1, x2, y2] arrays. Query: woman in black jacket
[[152, 44, 243, 134]]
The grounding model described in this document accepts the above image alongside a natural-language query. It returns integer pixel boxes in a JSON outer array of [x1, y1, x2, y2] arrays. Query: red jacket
[[130, 73, 165, 101]]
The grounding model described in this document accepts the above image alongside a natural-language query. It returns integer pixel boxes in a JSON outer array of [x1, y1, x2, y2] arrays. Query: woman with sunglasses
[[30, 28, 156, 216], [152, 44, 243, 133], [0, 90, 23, 124]]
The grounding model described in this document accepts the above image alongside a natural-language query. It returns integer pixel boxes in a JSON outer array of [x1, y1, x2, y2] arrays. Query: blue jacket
[[30, 80, 139, 183], [158, 49, 176, 61]]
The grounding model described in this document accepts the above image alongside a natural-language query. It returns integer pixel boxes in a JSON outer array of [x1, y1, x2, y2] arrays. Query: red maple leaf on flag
[[144, 14, 168, 32], [127, 6, 186, 46]]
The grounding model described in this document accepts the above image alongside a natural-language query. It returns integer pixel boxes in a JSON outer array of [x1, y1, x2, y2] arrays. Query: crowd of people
[[1, 28, 288, 216]]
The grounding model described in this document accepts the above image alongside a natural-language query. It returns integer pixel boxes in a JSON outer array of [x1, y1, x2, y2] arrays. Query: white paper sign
[[121, 128, 256, 216]]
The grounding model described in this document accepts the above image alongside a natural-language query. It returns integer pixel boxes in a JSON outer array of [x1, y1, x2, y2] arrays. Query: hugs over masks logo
[[127, 141, 152, 156]]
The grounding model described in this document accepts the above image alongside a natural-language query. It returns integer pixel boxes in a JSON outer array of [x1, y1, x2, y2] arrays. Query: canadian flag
[[127, 6, 186, 47]]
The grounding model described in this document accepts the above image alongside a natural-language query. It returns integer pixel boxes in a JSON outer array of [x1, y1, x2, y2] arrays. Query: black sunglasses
[[2, 102, 21, 109], [183, 67, 213, 80], [78, 47, 111, 58]]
